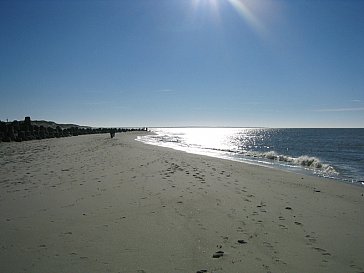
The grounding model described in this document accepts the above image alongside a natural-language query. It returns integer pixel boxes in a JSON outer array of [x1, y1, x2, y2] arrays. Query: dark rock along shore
[[0, 116, 147, 142]]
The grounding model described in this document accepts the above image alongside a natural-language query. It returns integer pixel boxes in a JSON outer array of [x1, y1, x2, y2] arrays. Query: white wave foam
[[244, 150, 338, 175]]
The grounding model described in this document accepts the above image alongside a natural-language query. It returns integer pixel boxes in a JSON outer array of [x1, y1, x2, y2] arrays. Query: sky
[[0, 0, 363, 128]]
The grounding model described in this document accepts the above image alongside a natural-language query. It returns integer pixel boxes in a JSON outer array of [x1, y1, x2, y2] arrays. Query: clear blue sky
[[1, 0, 363, 127]]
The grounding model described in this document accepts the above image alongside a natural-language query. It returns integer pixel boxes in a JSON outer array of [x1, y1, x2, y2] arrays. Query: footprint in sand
[[305, 234, 317, 244], [212, 250, 224, 258], [313, 247, 331, 256], [279, 224, 288, 230]]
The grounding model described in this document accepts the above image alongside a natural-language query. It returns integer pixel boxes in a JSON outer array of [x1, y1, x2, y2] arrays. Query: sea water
[[137, 128, 364, 186]]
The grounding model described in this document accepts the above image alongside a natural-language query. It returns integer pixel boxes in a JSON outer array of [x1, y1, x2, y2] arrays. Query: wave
[[242, 150, 338, 175], [180, 146, 338, 176]]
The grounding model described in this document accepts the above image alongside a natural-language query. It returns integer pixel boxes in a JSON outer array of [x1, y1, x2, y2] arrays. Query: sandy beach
[[0, 132, 363, 273]]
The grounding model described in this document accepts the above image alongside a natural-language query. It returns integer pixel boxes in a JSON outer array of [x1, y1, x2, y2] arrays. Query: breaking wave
[[242, 150, 338, 175]]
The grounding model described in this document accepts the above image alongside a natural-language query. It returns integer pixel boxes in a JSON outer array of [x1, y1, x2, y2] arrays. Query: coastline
[[1, 132, 363, 272], [138, 128, 364, 185]]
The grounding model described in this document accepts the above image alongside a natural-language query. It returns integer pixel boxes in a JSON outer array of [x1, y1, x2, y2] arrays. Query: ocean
[[137, 128, 364, 186]]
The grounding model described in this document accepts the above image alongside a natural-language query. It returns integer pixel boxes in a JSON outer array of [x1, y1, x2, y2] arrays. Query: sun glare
[[226, 0, 265, 35], [191, 0, 221, 22], [192, 0, 220, 10], [191, 0, 266, 37]]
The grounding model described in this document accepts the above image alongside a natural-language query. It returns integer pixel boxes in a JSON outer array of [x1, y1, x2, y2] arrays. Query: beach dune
[[0, 133, 363, 273]]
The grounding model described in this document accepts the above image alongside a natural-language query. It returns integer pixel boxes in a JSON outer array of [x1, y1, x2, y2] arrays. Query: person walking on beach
[[110, 129, 115, 138]]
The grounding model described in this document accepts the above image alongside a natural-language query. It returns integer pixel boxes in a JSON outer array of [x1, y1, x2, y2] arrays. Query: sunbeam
[[191, 0, 266, 37], [226, 0, 265, 36], [191, 0, 222, 23]]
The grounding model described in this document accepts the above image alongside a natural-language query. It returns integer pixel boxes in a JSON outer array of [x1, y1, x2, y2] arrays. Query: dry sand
[[0, 132, 363, 273]]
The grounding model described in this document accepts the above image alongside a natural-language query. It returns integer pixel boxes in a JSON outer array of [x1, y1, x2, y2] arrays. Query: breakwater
[[0, 117, 147, 142]]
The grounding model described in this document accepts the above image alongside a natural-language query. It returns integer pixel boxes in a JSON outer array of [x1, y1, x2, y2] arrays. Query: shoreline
[[1, 133, 363, 273], [137, 134, 363, 188]]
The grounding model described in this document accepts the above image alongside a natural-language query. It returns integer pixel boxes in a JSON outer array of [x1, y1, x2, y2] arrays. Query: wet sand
[[0, 132, 363, 273]]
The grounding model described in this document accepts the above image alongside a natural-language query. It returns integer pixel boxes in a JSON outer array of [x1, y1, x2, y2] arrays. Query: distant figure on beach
[[110, 129, 115, 138]]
